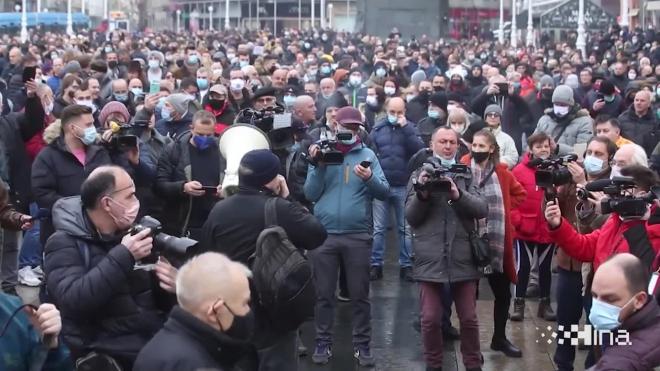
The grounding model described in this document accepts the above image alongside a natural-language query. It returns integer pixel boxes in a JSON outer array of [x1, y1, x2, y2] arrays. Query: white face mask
[[366, 96, 378, 107], [384, 86, 396, 96], [553, 104, 569, 117], [230, 78, 245, 91]]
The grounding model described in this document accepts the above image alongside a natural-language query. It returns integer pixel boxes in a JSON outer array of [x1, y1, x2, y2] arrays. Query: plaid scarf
[[472, 160, 506, 274]]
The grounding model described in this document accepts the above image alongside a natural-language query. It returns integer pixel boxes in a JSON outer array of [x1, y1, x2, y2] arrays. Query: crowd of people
[[0, 21, 659, 371]]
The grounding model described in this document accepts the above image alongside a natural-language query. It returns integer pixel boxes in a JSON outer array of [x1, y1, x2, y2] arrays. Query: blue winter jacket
[[304, 144, 389, 234], [369, 120, 424, 187]]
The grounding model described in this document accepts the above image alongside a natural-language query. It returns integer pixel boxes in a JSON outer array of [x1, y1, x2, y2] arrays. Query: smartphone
[[117, 135, 138, 150], [495, 82, 509, 96], [360, 160, 372, 168], [201, 186, 218, 194], [596, 93, 605, 101], [149, 80, 160, 94], [22, 66, 36, 83]]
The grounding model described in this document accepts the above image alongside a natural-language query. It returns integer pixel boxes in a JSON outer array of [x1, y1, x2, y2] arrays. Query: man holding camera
[[407, 126, 488, 371], [43, 165, 177, 369], [304, 106, 389, 367]]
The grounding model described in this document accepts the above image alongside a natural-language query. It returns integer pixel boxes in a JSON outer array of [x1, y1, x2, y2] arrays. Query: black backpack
[[250, 197, 316, 332]]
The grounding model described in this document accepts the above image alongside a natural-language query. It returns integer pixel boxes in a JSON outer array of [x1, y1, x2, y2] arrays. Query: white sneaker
[[32, 265, 44, 278], [18, 266, 42, 287]]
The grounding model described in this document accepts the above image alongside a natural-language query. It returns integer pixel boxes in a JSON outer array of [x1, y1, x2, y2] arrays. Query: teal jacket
[[304, 144, 389, 234], [0, 293, 73, 371]]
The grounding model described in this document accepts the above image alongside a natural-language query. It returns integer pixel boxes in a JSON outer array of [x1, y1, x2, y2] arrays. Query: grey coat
[[406, 171, 489, 283], [534, 108, 593, 155]]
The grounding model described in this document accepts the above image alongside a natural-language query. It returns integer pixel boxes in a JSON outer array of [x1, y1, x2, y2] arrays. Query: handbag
[[459, 216, 491, 270]]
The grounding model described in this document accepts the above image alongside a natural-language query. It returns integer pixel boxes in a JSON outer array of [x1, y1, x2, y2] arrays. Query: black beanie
[[238, 149, 280, 188]]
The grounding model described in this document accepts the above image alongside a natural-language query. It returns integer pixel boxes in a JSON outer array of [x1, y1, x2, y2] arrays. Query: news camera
[[584, 177, 660, 218], [413, 157, 469, 194], [237, 106, 294, 150], [307, 131, 354, 165], [104, 120, 149, 152], [533, 154, 578, 201], [130, 216, 198, 257]]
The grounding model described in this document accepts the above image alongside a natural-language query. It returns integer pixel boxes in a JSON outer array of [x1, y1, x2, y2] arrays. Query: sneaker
[[18, 266, 42, 287], [32, 266, 44, 278], [354, 345, 375, 367], [312, 343, 332, 364]]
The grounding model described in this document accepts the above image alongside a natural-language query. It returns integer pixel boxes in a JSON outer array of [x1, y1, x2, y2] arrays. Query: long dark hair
[[473, 129, 500, 165]]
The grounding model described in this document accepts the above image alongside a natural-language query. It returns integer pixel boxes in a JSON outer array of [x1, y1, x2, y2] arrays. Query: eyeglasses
[[486, 113, 501, 118], [449, 121, 466, 126]]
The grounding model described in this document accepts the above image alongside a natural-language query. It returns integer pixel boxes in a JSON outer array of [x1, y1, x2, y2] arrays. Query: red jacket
[[24, 114, 55, 162], [461, 156, 527, 283], [549, 209, 660, 272], [510, 153, 552, 243]]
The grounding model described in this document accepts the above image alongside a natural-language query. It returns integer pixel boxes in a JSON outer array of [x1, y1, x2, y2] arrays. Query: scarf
[[472, 159, 506, 273]]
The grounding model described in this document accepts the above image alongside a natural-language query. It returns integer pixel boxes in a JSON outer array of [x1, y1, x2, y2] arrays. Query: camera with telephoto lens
[[586, 177, 659, 218], [130, 216, 198, 257], [105, 120, 149, 152], [534, 154, 578, 201], [413, 157, 469, 194], [238, 106, 294, 150]]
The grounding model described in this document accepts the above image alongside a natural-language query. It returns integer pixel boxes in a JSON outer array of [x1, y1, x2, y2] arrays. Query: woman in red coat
[[509, 133, 556, 322], [461, 129, 526, 358]]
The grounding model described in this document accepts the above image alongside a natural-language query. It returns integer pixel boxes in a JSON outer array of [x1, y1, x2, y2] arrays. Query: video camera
[[130, 216, 198, 257], [238, 106, 294, 150], [105, 120, 149, 152], [533, 154, 578, 201], [308, 131, 353, 165], [584, 177, 660, 218], [413, 157, 469, 194]]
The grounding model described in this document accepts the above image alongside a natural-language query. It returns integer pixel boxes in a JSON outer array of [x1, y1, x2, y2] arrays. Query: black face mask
[[418, 90, 430, 100], [433, 86, 445, 92], [541, 89, 554, 100], [209, 99, 225, 110], [288, 78, 300, 86], [108, 60, 118, 69], [217, 303, 255, 342], [471, 150, 490, 163]]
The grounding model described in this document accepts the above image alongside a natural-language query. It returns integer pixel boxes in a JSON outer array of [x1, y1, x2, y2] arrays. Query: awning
[[647, 1, 660, 10], [629, 8, 639, 16]]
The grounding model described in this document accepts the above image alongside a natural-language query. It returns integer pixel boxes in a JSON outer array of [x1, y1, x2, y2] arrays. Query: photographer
[[544, 165, 660, 274], [43, 165, 177, 369], [407, 126, 488, 371]]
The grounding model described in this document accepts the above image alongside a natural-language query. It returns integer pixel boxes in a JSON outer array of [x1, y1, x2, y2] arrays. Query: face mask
[[338, 131, 357, 145], [433, 85, 445, 92], [288, 78, 300, 86], [44, 101, 54, 115], [193, 135, 214, 150], [384, 86, 396, 96], [438, 156, 456, 167], [366, 96, 378, 107], [589, 297, 625, 331], [161, 107, 173, 121], [104, 46, 113, 53], [376, 68, 387, 77], [114, 93, 128, 102], [656, 87, 660, 97], [75, 99, 95, 112], [451, 122, 467, 134], [308, 69, 318, 76], [197, 78, 209, 90], [108, 197, 139, 230], [227, 53, 236, 60], [283, 95, 296, 107], [583, 155, 604, 174], [320, 66, 332, 75], [387, 114, 398, 125], [108, 60, 118, 69], [221, 304, 255, 342], [74, 125, 97, 146], [239, 60, 249, 68], [349, 75, 362, 86], [209, 99, 225, 110], [604, 95, 615, 103], [427, 110, 439, 119], [471, 150, 490, 163], [541, 89, 554, 99], [213, 69, 223, 77], [188, 55, 199, 64], [553, 104, 569, 117], [148, 60, 160, 69], [230, 79, 245, 91], [131, 88, 143, 97]]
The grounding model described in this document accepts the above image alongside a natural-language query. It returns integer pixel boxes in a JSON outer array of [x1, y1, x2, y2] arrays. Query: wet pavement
[[15, 234, 590, 371]]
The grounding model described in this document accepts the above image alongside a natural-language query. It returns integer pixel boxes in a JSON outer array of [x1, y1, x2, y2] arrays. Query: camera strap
[[552, 123, 570, 144], [478, 167, 496, 189]]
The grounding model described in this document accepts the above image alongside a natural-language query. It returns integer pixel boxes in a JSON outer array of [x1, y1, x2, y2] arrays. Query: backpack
[[250, 197, 316, 332]]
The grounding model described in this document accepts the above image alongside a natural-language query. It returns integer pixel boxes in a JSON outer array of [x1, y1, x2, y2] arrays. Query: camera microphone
[[584, 179, 615, 192]]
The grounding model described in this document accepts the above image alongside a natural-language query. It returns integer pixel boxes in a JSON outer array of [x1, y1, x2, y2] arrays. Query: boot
[[369, 266, 383, 281], [538, 297, 557, 321], [490, 336, 523, 358], [510, 298, 525, 322]]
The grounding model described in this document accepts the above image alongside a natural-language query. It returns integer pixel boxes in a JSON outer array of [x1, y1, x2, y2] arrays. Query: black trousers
[[487, 271, 512, 339], [515, 240, 554, 298]]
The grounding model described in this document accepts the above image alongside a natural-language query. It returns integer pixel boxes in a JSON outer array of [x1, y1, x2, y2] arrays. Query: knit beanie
[[539, 75, 555, 89], [552, 85, 575, 106], [428, 92, 448, 114], [98, 101, 130, 126], [411, 70, 427, 86], [484, 104, 503, 118], [238, 149, 280, 188], [166, 93, 193, 116]]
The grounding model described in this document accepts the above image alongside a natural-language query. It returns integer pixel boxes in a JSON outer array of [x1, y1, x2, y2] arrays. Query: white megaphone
[[219, 124, 271, 194]]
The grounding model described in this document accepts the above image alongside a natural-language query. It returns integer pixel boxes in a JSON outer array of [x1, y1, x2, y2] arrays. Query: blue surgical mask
[[75, 125, 97, 146], [131, 88, 143, 97], [283, 95, 296, 107], [188, 55, 199, 64], [114, 93, 128, 102], [197, 78, 209, 90], [427, 110, 439, 119], [239, 60, 249, 68], [387, 114, 398, 125], [161, 107, 172, 121], [193, 135, 214, 150], [583, 155, 604, 174], [438, 156, 456, 167], [588, 298, 623, 331], [376, 68, 387, 77], [604, 95, 615, 103], [321, 65, 332, 75]]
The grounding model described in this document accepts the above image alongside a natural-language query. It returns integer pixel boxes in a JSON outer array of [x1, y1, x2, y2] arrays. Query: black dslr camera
[[534, 154, 578, 200], [238, 106, 294, 150], [105, 120, 149, 152], [413, 157, 469, 194], [585, 177, 659, 218], [130, 216, 198, 257]]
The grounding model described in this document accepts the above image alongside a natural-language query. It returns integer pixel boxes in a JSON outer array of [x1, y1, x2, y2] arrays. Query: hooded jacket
[[534, 106, 594, 155], [44, 196, 167, 367], [511, 153, 552, 243]]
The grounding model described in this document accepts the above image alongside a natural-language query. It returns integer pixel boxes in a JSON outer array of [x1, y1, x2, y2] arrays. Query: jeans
[[419, 280, 481, 369], [309, 233, 372, 346], [371, 186, 412, 268], [18, 203, 42, 269], [553, 268, 583, 371]]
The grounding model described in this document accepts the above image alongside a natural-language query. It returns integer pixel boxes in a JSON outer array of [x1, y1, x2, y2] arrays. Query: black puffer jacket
[[618, 108, 659, 156], [31, 137, 112, 243], [43, 197, 168, 369]]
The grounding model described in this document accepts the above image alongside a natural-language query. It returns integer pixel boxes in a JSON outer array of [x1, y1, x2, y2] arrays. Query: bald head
[[271, 69, 288, 89], [387, 97, 406, 119], [593, 253, 649, 301], [293, 95, 316, 123], [614, 144, 648, 168], [633, 90, 651, 116], [80, 165, 131, 210]]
